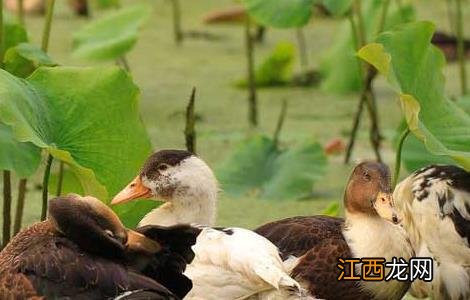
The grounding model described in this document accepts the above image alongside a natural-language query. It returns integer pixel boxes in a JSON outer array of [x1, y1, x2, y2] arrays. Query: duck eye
[[363, 172, 371, 181], [157, 164, 169, 171]]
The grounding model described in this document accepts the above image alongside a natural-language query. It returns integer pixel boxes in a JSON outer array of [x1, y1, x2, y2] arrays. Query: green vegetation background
[[4, 0, 468, 229]]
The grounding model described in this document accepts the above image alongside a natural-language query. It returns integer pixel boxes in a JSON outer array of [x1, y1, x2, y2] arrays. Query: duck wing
[[255, 215, 345, 259], [135, 224, 201, 299], [182, 226, 303, 300], [255, 216, 371, 300]]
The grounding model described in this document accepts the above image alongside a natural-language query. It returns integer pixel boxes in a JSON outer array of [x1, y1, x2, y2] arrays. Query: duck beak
[[126, 229, 161, 254], [111, 176, 152, 205], [374, 192, 401, 225]]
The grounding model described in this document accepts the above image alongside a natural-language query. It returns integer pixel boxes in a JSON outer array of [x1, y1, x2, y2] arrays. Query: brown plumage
[[256, 216, 369, 299], [255, 162, 413, 300], [0, 195, 200, 299]]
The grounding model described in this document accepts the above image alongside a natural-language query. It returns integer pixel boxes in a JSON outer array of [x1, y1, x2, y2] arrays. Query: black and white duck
[[112, 150, 308, 300], [394, 165, 470, 300]]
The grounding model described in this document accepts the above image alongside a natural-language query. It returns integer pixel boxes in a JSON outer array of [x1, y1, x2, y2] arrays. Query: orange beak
[[111, 176, 152, 205]]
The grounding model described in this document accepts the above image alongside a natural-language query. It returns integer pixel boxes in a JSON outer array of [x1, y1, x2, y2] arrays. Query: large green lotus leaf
[[117, 200, 160, 229], [241, 0, 314, 28], [0, 21, 40, 179], [72, 5, 150, 61], [4, 43, 56, 78], [320, 0, 353, 16], [0, 123, 41, 178], [262, 141, 327, 199], [395, 121, 453, 172], [218, 135, 327, 199], [217, 135, 278, 196], [49, 168, 85, 196], [319, 20, 362, 93], [0, 20, 40, 179], [359, 21, 470, 170], [0, 66, 152, 204], [319, 0, 414, 93], [400, 133, 454, 172]]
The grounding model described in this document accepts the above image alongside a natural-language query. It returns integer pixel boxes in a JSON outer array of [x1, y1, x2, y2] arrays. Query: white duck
[[111, 150, 310, 300], [394, 165, 470, 300]]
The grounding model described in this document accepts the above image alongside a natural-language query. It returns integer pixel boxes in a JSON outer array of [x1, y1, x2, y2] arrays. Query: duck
[[393, 164, 470, 300], [111, 149, 310, 300], [254, 161, 414, 300], [0, 194, 200, 299]]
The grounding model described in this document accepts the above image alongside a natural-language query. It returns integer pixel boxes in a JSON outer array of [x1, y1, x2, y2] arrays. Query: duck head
[[345, 161, 401, 225], [111, 149, 218, 207], [49, 194, 161, 258]]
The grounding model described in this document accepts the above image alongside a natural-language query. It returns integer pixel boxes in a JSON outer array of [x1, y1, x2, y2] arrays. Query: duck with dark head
[[344, 161, 399, 224], [0, 194, 200, 299], [256, 161, 414, 300], [111, 150, 308, 299], [112, 149, 218, 227], [111, 151, 412, 299]]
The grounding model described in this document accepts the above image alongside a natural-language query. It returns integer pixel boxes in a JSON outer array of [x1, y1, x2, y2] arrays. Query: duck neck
[[139, 191, 217, 227], [171, 192, 217, 225], [343, 212, 414, 300], [342, 211, 413, 260]]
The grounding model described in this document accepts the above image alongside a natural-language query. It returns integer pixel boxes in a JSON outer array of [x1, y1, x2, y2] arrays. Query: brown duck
[[255, 162, 414, 300], [0, 194, 200, 299]]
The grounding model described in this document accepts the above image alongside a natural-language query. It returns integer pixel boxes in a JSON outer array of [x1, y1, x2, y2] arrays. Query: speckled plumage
[[412, 165, 470, 243], [395, 164, 470, 300]]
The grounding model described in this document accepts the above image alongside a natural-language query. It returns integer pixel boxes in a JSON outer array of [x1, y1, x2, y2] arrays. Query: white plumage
[[394, 165, 470, 300], [342, 212, 414, 299], [116, 153, 310, 300], [184, 227, 304, 300]]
